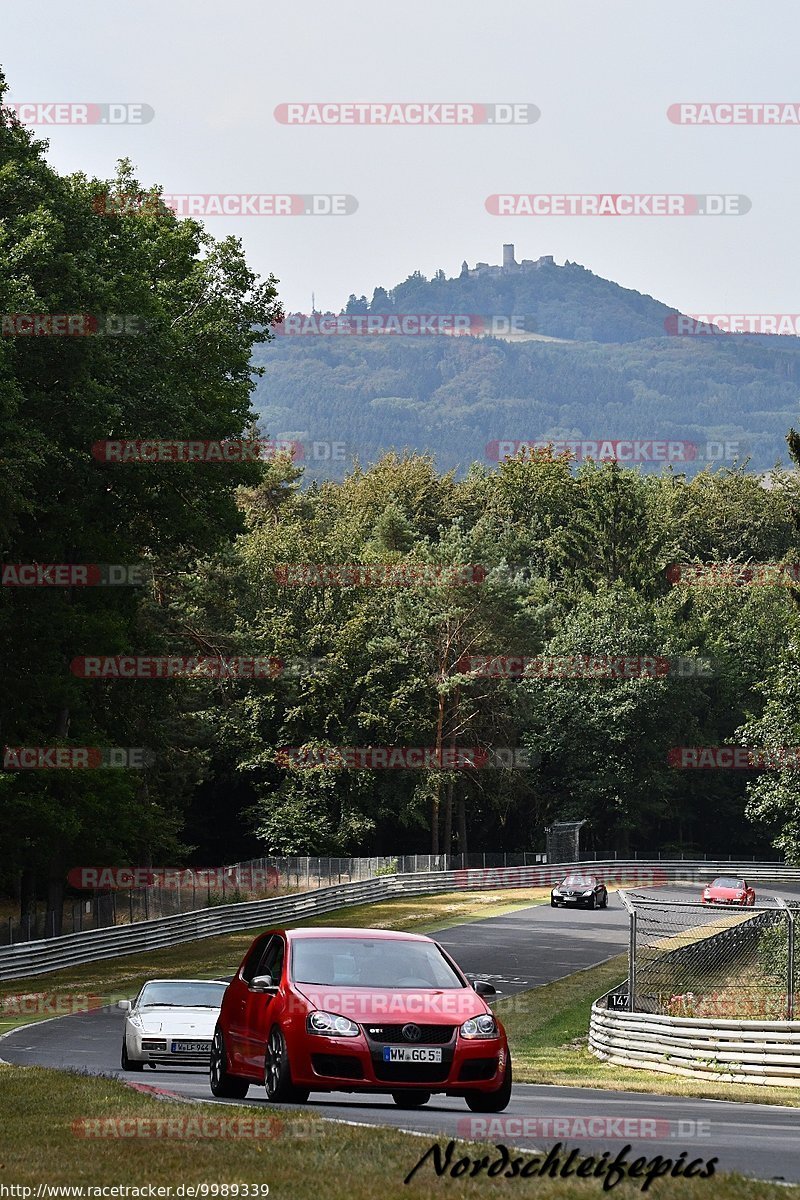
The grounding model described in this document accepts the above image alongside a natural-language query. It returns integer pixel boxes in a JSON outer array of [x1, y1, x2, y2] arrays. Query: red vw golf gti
[[210, 927, 512, 1111]]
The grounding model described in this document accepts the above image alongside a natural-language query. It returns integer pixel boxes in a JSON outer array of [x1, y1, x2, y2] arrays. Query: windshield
[[561, 876, 596, 888], [291, 937, 464, 989], [711, 878, 744, 890], [137, 981, 226, 1008]]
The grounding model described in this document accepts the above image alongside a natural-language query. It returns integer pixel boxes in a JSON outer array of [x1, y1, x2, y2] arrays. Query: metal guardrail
[[0, 859, 796, 982], [590, 1001, 800, 1086], [592, 894, 800, 1082]]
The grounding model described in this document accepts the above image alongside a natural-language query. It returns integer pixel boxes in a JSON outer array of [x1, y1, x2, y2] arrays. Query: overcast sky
[[2, 1, 798, 315]]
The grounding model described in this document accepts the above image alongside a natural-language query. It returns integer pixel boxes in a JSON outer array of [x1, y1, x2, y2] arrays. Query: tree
[[0, 71, 282, 922]]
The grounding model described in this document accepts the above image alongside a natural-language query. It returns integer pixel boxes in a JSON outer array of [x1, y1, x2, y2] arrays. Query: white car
[[119, 978, 228, 1071]]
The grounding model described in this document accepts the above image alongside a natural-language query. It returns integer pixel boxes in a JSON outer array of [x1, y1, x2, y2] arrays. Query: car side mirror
[[117, 1000, 132, 1012], [472, 980, 496, 997], [251, 974, 278, 993]]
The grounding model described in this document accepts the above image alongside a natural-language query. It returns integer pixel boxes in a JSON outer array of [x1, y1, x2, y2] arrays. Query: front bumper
[[290, 1030, 507, 1093], [129, 1034, 213, 1066]]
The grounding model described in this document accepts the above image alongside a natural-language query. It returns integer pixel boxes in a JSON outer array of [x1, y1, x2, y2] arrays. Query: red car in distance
[[210, 927, 512, 1111], [702, 877, 756, 907]]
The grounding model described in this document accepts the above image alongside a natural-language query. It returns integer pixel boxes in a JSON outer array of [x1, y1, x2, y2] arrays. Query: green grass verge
[[497, 955, 800, 1107], [0, 1064, 795, 1198]]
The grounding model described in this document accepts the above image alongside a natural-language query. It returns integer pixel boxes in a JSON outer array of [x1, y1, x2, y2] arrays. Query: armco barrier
[[0, 859, 796, 982], [590, 1001, 800, 1086]]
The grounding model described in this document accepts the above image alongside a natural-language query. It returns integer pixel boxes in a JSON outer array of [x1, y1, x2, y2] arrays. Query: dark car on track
[[551, 874, 608, 910], [209, 926, 512, 1112]]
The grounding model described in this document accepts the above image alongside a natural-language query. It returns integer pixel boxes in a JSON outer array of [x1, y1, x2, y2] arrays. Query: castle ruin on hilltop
[[461, 244, 555, 278]]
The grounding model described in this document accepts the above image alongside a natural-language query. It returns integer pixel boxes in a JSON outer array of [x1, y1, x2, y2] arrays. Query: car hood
[[292, 984, 487, 1023], [706, 887, 744, 897], [132, 1006, 219, 1035]]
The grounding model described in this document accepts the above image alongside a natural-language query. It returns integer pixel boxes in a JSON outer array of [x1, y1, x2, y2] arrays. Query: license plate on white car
[[171, 1040, 210, 1053], [382, 1046, 442, 1063]]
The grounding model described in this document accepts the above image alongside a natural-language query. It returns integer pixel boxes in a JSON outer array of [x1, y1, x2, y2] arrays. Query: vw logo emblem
[[402, 1023, 422, 1042]]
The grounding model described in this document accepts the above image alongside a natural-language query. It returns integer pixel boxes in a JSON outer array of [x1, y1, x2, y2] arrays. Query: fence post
[[618, 890, 636, 1011], [789, 910, 795, 1021], [776, 898, 794, 1019]]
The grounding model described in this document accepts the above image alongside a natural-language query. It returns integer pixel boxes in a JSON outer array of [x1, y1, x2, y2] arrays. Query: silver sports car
[[119, 978, 228, 1070]]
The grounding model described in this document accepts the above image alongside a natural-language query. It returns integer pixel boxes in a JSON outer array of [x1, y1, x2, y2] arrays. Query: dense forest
[[3, 71, 800, 929]]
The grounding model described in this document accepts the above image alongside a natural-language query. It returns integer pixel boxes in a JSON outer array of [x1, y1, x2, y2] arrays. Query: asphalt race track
[[4, 883, 800, 1184]]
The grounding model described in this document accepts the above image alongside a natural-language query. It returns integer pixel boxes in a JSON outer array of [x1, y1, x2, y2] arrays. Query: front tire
[[392, 1090, 431, 1109], [121, 1037, 144, 1072], [465, 1058, 512, 1113], [264, 1026, 309, 1104], [588, 894, 597, 910], [210, 1029, 250, 1099]]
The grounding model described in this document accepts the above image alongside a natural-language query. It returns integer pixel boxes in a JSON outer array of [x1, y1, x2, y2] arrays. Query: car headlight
[[582, 890, 594, 896], [306, 1011, 360, 1037], [129, 1014, 143, 1028], [460, 1014, 498, 1039]]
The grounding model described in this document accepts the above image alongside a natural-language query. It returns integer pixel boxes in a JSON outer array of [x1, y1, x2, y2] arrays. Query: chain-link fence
[[613, 891, 799, 1020], [1, 850, 552, 945]]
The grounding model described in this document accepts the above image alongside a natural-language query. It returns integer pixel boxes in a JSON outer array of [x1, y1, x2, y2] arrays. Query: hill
[[251, 248, 800, 480]]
